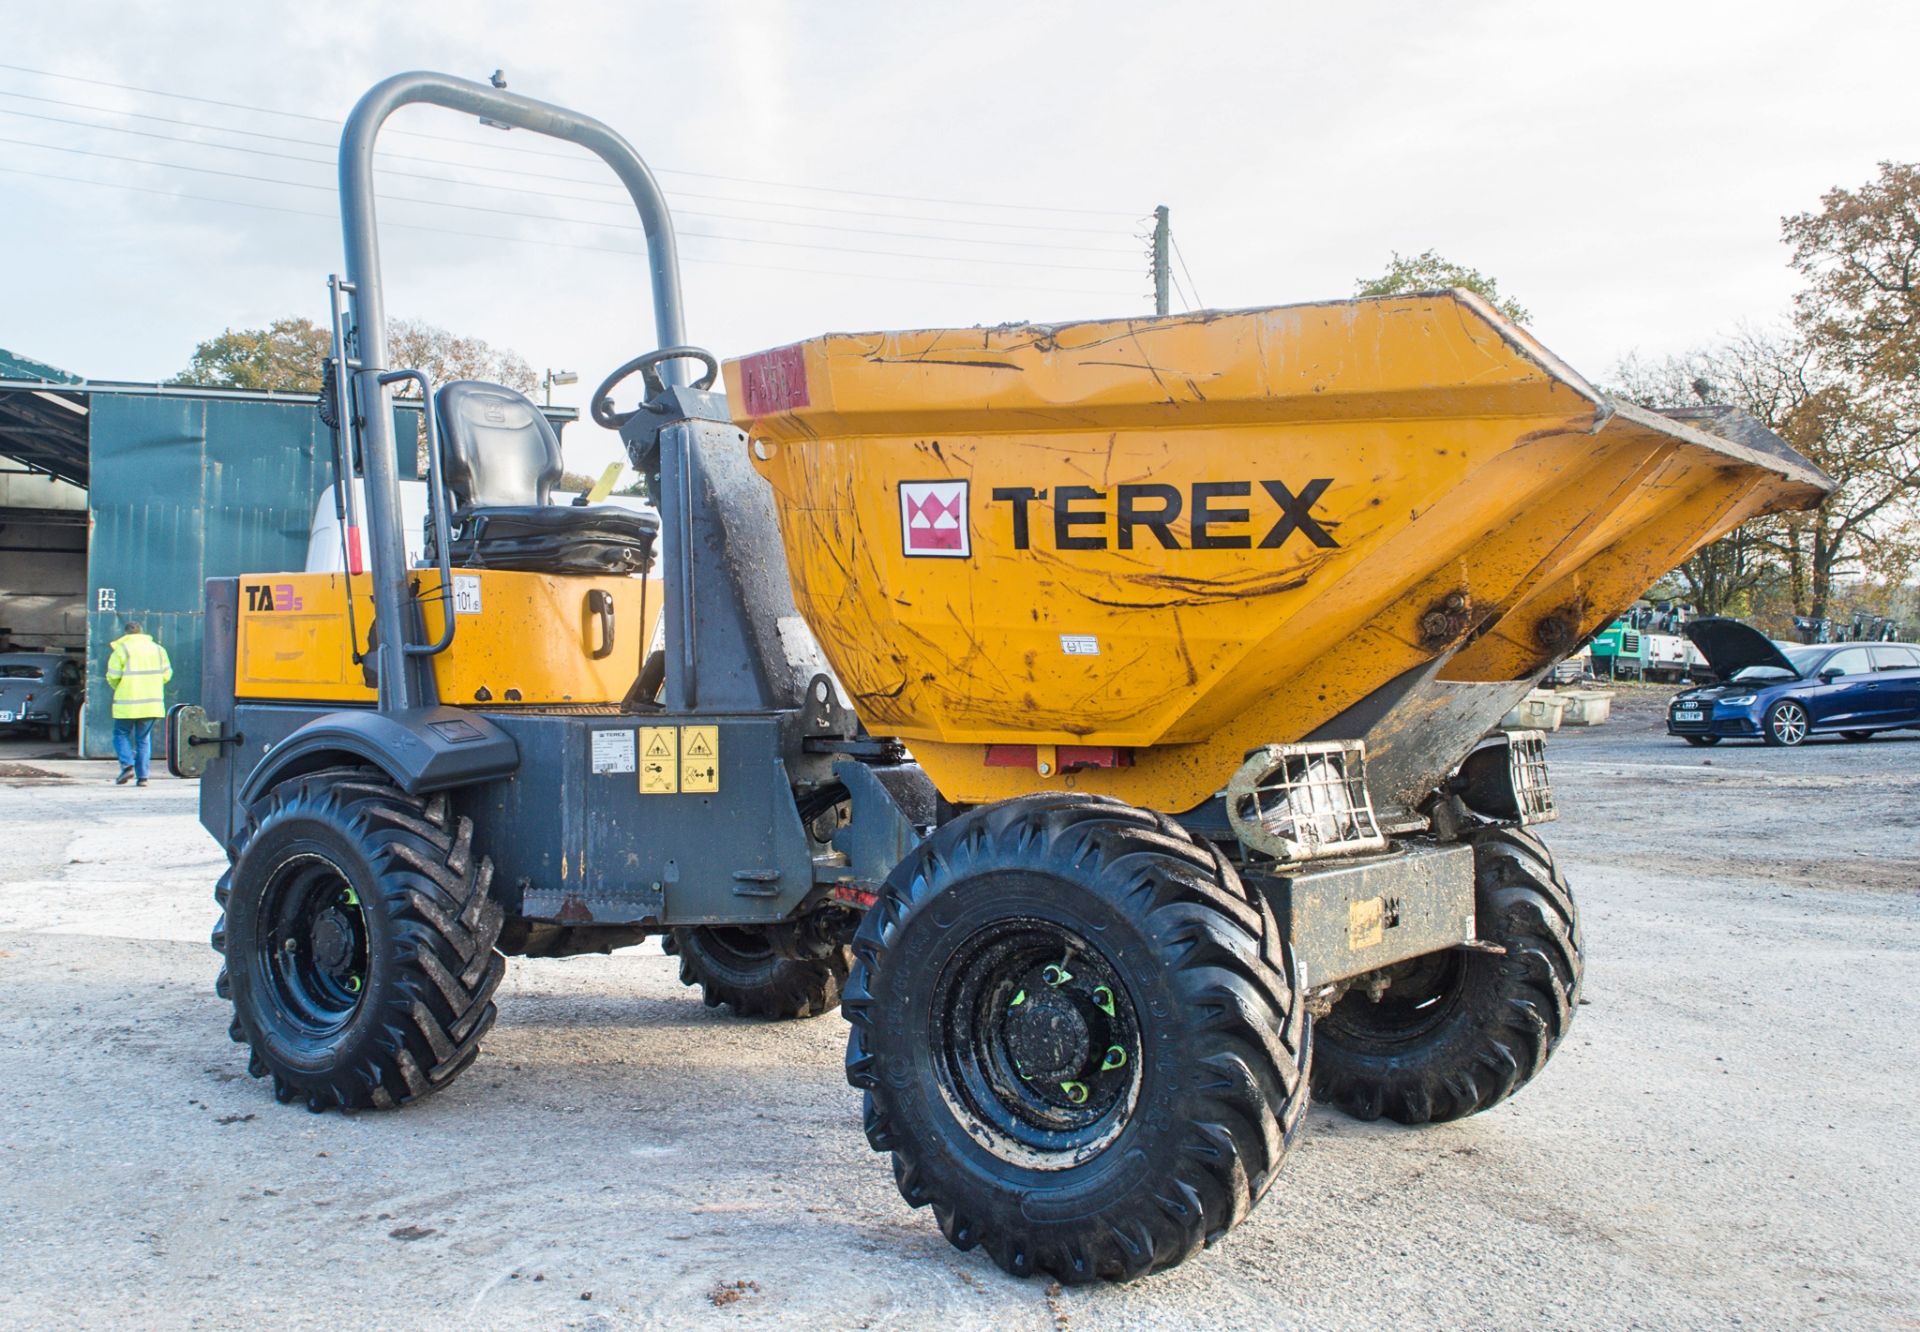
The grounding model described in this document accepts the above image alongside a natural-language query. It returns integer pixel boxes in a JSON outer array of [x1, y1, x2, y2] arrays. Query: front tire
[[1312, 827, 1581, 1124], [213, 768, 505, 1111], [1763, 699, 1809, 747], [846, 794, 1309, 1284]]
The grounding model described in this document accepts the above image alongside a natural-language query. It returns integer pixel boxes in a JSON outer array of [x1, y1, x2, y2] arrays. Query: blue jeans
[[113, 719, 155, 780]]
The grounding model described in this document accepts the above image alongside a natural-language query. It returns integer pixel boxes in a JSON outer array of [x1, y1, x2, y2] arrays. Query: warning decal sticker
[[681, 725, 720, 793], [639, 726, 678, 794]]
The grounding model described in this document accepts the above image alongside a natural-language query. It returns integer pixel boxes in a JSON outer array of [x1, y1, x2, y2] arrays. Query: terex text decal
[[987, 480, 1337, 552]]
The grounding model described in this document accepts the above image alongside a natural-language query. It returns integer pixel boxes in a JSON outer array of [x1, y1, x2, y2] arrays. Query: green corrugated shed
[[78, 391, 436, 757], [1, 367, 572, 757], [0, 347, 83, 383]]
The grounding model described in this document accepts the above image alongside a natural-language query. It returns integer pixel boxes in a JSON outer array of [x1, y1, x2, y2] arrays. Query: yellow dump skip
[[728, 291, 1829, 810]]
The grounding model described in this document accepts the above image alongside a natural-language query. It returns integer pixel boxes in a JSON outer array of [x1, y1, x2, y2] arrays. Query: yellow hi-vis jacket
[[106, 632, 172, 720]]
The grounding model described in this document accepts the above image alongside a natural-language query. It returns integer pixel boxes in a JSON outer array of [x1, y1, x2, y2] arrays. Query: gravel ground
[[2, 690, 1916, 1330]]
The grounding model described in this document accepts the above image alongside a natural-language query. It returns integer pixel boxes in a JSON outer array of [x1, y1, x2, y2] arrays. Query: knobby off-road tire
[[1312, 826, 1581, 1125], [212, 767, 506, 1112], [846, 793, 1310, 1285], [664, 782, 853, 1020], [664, 926, 851, 1019]]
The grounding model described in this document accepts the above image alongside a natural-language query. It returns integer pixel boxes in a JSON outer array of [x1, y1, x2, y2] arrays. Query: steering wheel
[[590, 346, 720, 429]]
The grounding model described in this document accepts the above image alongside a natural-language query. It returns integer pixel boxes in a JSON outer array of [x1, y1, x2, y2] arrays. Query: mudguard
[[238, 706, 518, 804]]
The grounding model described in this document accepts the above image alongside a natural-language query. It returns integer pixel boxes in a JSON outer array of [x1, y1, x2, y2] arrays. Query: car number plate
[[0, 710, 13, 722], [1674, 709, 1703, 722]]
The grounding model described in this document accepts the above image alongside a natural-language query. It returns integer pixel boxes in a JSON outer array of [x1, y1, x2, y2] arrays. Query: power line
[[0, 163, 1143, 299], [0, 87, 1131, 238], [0, 61, 1138, 218], [1171, 235, 1206, 310], [0, 133, 1140, 273], [0, 104, 1138, 254], [0, 85, 1132, 235]]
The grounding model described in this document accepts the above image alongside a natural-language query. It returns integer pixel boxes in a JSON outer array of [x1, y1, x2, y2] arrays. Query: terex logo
[[900, 480, 969, 558], [989, 480, 1338, 552]]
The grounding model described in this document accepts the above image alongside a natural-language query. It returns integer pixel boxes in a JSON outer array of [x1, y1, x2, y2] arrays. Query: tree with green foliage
[[1354, 249, 1530, 324], [1616, 161, 1920, 627], [174, 317, 330, 392], [176, 316, 537, 396]]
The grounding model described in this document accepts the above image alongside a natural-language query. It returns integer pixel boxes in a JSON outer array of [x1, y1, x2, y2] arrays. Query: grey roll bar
[[336, 71, 687, 711]]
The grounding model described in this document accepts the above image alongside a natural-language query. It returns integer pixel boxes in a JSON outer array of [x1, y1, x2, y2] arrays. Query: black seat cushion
[[436, 381, 563, 508], [439, 504, 659, 576], [429, 380, 657, 576]]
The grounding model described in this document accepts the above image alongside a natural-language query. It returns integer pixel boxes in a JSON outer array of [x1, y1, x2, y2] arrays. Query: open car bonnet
[[1685, 617, 1801, 679]]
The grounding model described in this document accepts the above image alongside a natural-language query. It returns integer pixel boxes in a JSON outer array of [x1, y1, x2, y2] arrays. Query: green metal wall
[[81, 394, 422, 758]]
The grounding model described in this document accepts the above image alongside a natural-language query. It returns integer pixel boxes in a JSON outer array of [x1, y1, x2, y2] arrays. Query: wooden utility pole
[[1152, 205, 1170, 315]]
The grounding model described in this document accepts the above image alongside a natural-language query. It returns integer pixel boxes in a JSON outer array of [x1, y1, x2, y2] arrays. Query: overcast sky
[[3, 1, 1916, 473]]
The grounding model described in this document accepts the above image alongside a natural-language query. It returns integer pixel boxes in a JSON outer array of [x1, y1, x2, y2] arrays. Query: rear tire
[[46, 703, 74, 745], [664, 782, 852, 1019], [846, 793, 1309, 1284], [1842, 730, 1874, 742], [1311, 826, 1581, 1125], [1681, 734, 1720, 747], [213, 767, 505, 1111], [665, 926, 850, 1019]]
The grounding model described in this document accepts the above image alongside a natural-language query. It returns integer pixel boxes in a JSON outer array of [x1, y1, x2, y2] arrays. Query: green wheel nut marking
[[1092, 985, 1115, 1016], [346, 975, 362, 994], [1101, 1045, 1127, 1071], [1043, 964, 1072, 986], [1059, 1080, 1088, 1104], [1009, 989, 1026, 1008], [342, 886, 359, 906]]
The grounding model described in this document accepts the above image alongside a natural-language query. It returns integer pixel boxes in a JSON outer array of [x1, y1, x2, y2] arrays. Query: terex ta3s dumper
[[170, 72, 1831, 1283]]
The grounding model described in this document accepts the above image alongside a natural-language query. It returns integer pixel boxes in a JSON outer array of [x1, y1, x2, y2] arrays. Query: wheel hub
[[934, 921, 1142, 1158], [310, 908, 354, 974], [1004, 988, 1090, 1082]]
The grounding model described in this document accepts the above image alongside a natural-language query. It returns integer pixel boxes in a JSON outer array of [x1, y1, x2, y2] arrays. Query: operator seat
[[430, 381, 658, 576]]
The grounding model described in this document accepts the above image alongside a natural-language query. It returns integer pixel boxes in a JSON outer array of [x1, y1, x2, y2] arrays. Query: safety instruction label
[[591, 729, 636, 775], [681, 725, 720, 793], [639, 726, 679, 793]]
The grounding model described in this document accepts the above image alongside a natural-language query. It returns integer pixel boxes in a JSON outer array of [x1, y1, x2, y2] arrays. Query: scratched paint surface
[[728, 291, 1830, 809]]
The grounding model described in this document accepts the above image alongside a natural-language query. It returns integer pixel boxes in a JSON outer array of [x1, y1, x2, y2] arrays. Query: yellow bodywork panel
[[727, 291, 1828, 810], [236, 568, 662, 706]]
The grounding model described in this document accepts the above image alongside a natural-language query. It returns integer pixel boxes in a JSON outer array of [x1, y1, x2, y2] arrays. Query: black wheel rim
[[1324, 950, 1468, 1048], [932, 918, 1141, 1166], [700, 926, 778, 966], [258, 852, 370, 1036]]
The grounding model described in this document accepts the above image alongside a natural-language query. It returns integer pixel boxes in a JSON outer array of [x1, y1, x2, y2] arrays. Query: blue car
[[1667, 617, 1920, 747]]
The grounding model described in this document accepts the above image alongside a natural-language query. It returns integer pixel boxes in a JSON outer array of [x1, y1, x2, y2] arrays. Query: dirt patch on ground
[[0, 763, 66, 783]]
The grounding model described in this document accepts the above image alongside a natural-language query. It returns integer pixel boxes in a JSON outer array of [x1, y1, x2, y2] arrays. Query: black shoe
[[136, 779, 149, 787], [116, 767, 134, 785]]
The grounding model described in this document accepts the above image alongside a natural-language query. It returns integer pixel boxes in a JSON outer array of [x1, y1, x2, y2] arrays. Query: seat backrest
[[435, 381, 563, 509]]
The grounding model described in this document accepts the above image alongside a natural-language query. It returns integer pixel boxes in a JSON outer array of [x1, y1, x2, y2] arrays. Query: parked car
[[1666, 618, 1920, 747], [0, 651, 84, 744]]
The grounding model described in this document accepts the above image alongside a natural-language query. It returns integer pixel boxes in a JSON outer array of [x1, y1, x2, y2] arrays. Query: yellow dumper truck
[[171, 72, 1831, 1284]]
